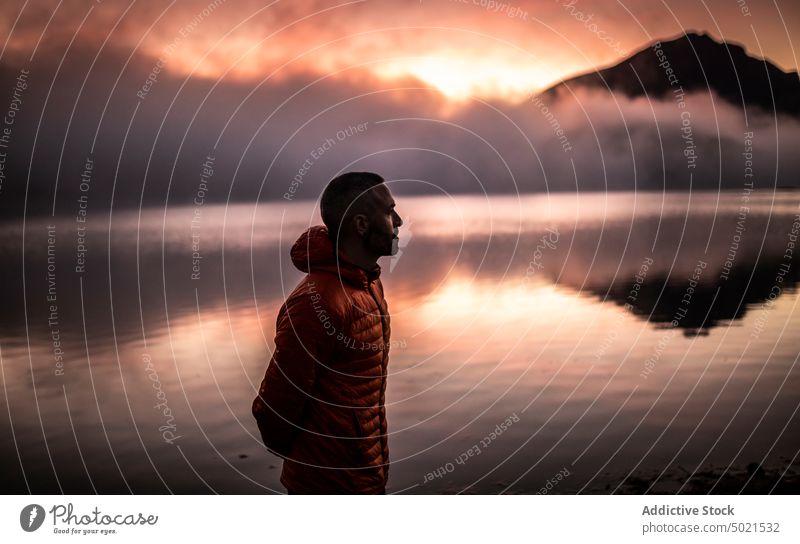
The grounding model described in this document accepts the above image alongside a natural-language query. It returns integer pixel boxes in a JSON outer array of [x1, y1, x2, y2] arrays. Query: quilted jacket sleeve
[[380, 392, 389, 483], [377, 278, 390, 482], [252, 286, 339, 457]]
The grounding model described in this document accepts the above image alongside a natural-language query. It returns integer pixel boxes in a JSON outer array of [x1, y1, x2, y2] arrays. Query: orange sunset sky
[[2, 0, 798, 102]]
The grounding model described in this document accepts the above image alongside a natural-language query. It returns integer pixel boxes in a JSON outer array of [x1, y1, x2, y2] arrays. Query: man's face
[[361, 184, 403, 257]]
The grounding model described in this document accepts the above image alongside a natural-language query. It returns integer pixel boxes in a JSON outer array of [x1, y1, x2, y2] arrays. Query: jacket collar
[[290, 225, 381, 289]]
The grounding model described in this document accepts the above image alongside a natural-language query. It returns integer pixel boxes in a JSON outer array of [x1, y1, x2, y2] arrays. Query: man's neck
[[337, 238, 378, 271]]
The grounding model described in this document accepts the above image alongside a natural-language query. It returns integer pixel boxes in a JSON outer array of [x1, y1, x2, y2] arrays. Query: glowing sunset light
[[414, 277, 598, 333], [374, 55, 561, 101]]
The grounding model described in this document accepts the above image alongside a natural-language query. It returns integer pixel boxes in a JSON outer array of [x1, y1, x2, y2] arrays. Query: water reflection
[[1, 192, 799, 493]]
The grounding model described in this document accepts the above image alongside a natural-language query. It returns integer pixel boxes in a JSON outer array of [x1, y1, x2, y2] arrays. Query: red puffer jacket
[[252, 225, 391, 494]]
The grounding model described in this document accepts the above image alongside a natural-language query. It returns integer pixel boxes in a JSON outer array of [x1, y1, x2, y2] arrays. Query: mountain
[[542, 32, 800, 117]]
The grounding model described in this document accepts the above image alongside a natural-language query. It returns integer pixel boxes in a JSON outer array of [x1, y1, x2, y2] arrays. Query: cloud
[[2, 0, 797, 101]]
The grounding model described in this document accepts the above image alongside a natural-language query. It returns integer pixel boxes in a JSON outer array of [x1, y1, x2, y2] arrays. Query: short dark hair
[[320, 172, 385, 243]]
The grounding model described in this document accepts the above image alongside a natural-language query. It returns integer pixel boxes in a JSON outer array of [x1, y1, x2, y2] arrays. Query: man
[[252, 172, 403, 494]]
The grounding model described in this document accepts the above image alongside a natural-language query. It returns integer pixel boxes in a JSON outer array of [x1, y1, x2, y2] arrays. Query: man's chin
[[369, 235, 399, 258]]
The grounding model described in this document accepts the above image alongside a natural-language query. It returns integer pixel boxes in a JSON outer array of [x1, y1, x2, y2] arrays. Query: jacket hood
[[290, 225, 381, 289]]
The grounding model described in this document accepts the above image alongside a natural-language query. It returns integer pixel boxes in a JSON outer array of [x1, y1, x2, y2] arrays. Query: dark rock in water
[[746, 462, 765, 478], [623, 476, 651, 492], [696, 469, 720, 479], [584, 461, 800, 495]]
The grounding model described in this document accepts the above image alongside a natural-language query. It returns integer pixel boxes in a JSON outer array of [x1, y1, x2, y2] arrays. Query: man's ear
[[353, 213, 369, 237]]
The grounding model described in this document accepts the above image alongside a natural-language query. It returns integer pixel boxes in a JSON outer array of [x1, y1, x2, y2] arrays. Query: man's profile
[[252, 171, 403, 494]]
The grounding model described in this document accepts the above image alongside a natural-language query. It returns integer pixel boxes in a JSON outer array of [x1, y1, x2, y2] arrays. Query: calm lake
[[2, 191, 799, 493]]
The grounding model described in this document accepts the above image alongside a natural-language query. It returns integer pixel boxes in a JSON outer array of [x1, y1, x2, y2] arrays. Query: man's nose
[[394, 213, 403, 228]]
